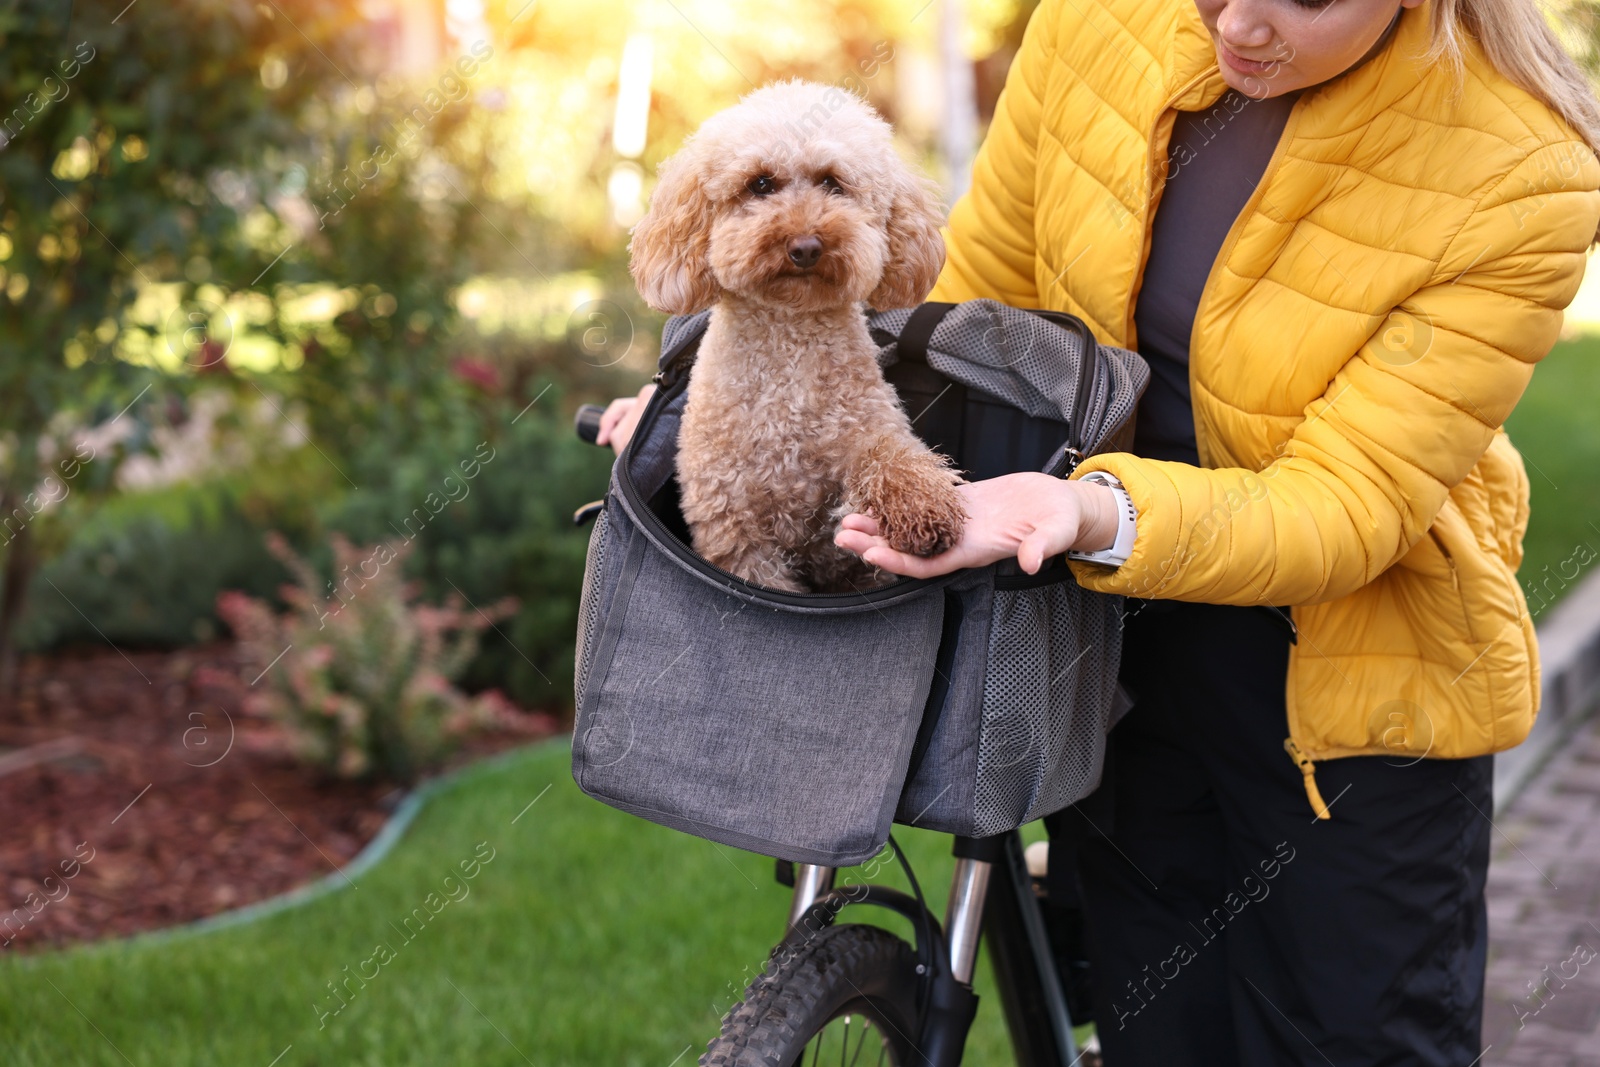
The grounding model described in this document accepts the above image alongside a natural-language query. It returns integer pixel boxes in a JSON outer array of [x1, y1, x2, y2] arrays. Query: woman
[[835, 0, 1600, 1063], [601, 0, 1600, 1061]]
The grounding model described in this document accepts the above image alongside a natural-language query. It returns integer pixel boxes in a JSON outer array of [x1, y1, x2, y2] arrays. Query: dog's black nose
[[786, 235, 823, 269]]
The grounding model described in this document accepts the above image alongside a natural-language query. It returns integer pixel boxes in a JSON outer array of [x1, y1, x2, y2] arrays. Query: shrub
[[16, 448, 338, 651], [217, 534, 517, 785], [326, 382, 617, 711]]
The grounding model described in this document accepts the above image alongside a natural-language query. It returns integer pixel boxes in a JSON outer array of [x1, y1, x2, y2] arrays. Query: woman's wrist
[[1070, 481, 1120, 553]]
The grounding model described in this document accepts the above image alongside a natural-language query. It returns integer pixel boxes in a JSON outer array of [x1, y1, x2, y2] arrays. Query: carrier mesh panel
[[973, 584, 1125, 835], [573, 509, 609, 706], [661, 311, 710, 361], [869, 300, 1148, 462]]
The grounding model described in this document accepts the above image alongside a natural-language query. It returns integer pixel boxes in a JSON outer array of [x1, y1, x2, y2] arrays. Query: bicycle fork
[[784, 850, 990, 988], [787, 853, 985, 1066], [784, 834, 1078, 1066]]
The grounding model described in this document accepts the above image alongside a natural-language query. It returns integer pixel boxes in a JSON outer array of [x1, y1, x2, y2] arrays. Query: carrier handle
[[894, 301, 958, 365]]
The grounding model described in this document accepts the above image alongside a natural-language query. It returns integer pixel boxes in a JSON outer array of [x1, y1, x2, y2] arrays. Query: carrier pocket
[[573, 508, 612, 709], [972, 582, 1124, 836]]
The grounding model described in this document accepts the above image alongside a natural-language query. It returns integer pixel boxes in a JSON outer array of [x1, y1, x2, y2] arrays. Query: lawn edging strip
[[7, 738, 567, 961]]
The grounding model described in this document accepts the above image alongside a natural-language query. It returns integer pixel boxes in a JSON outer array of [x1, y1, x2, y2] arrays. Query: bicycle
[[576, 403, 1099, 1066]]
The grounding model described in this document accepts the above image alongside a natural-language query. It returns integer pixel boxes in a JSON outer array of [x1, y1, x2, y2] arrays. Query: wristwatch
[[1065, 471, 1138, 568]]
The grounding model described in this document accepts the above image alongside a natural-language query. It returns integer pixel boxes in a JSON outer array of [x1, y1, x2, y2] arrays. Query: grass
[[0, 741, 1047, 1065], [1506, 331, 1600, 618]]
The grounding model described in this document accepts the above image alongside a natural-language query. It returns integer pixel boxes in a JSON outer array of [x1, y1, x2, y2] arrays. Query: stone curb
[[1495, 566, 1600, 813]]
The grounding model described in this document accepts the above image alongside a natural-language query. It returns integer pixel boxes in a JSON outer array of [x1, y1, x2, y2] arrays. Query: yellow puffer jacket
[[930, 0, 1600, 813]]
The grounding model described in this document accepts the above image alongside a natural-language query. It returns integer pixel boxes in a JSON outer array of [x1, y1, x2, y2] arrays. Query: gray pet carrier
[[571, 300, 1149, 866]]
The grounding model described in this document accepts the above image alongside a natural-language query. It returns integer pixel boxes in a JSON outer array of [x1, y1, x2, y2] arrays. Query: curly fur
[[629, 81, 963, 593]]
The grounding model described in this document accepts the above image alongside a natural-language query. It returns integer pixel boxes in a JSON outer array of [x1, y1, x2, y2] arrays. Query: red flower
[[197, 339, 229, 374], [451, 356, 501, 393]]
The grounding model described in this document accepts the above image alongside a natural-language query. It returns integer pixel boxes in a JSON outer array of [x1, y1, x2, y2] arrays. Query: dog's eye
[[746, 175, 778, 196], [819, 175, 845, 195]]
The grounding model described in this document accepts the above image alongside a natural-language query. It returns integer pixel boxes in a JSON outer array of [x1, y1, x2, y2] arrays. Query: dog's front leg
[[687, 512, 809, 593], [841, 434, 967, 558]]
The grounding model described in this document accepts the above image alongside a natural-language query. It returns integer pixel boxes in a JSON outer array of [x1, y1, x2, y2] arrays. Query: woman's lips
[[1218, 43, 1277, 75]]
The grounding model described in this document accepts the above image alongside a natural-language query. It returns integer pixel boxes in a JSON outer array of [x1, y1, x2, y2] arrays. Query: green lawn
[[0, 741, 1043, 1065], [1506, 331, 1600, 617]]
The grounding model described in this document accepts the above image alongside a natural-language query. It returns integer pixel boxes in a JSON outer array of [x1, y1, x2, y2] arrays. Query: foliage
[[1506, 332, 1600, 618], [217, 533, 516, 785], [325, 378, 616, 710], [16, 367, 613, 713], [485, 0, 1028, 240], [0, 0, 365, 686], [15, 402, 339, 651]]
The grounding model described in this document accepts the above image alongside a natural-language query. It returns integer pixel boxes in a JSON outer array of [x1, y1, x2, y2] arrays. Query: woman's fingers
[[833, 527, 877, 556], [836, 473, 1086, 578], [594, 398, 632, 447], [1015, 497, 1084, 573], [597, 384, 657, 454], [862, 542, 955, 578], [835, 528, 970, 578], [836, 513, 880, 536], [1016, 529, 1053, 574]]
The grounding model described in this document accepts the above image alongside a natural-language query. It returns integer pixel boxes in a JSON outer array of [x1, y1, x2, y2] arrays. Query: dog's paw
[[874, 482, 967, 558]]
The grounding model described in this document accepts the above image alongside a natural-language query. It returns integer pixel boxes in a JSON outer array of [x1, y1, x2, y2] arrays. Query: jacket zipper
[[1284, 738, 1331, 820]]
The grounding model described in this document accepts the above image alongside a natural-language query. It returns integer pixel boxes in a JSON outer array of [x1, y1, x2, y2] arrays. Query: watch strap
[[1066, 471, 1137, 567]]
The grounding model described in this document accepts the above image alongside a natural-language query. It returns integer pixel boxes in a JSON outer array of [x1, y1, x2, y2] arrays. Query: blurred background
[[3, 1, 1600, 1063]]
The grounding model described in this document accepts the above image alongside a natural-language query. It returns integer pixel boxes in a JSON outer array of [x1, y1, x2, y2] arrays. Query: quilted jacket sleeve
[[927, 0, 1058, 307], [1068, 142, 1600, 606]]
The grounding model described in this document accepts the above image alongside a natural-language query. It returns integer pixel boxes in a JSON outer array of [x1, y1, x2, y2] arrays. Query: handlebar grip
[[574, 403, 606, 445]]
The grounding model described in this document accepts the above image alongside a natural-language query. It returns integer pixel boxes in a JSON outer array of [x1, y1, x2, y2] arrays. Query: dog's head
[[629, 80, 945, 315]]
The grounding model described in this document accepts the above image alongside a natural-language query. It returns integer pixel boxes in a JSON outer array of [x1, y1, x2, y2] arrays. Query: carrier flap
[[572, 500, 947, 866]]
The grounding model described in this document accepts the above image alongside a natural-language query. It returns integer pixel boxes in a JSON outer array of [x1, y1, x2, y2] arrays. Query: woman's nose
[[1215, 0, 1275, 51]]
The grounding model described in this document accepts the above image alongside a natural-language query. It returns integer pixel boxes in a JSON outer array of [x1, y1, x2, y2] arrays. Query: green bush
[[16, 448, 338, 651], [326, 383, 616, 711], [17, 380, 617, 715]]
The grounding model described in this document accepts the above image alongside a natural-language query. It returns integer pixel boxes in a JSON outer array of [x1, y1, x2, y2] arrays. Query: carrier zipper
[[1284, 738, 1331, 820], [1021, 309, 1099, 464]]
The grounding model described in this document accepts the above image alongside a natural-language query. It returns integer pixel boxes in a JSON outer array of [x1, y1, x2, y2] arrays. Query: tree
[[0, 0, 362, 691]]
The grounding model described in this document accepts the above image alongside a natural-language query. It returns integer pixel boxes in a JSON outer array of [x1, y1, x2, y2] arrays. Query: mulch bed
[[0, 643, 559, 954]]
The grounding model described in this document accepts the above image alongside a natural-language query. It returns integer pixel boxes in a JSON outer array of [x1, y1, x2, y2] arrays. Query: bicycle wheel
[[701, 923, 922, 1066]]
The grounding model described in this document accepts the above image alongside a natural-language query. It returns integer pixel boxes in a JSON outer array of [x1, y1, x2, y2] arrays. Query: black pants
[[1045, 601, 1492, 1067]]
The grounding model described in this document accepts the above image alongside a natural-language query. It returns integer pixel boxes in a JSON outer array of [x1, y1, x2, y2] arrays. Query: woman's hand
[[834, 472, 1120, 579], [594, 383, 656, 455]]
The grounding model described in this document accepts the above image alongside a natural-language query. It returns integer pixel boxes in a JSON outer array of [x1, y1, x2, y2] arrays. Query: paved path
[[1482, 715, 1600, 1064]]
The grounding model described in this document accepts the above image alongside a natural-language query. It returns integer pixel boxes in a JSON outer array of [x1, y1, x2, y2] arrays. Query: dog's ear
[[868, 169, 946, 311], [629, 144, 721, 315]]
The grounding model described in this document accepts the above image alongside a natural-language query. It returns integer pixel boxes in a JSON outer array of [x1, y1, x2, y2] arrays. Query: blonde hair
[[1429, 0, 1600, 158]]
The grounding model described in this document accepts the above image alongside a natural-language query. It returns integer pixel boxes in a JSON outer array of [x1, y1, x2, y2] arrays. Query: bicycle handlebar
[[574, 403, 605, 445]]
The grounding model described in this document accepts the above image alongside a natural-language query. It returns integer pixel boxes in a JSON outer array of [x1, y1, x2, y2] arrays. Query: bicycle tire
[[701, 923, 922, 1066]]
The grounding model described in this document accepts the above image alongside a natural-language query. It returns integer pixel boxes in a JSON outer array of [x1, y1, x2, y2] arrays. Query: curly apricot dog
[[628, 81, 966, 593]]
